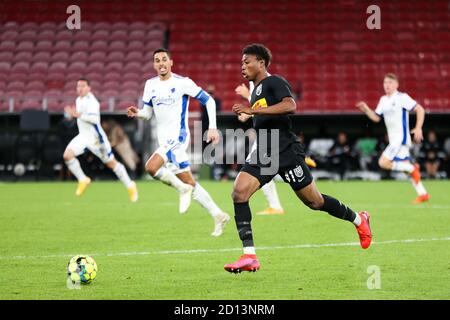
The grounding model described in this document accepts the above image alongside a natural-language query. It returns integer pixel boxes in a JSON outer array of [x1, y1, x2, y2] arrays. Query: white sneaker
[[211, 212, 231, 237], [179, 184, 194, 214]]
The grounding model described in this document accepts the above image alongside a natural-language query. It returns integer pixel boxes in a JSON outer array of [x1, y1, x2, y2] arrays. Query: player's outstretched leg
[[63, 149, 91, 197], [257, 180, 284, 215], [146, 154, 194, 213], [224, 172, 261, 273], [191, 183, 230, 236], [409, 163, 429, 204], [106, 160, 138, 202], [154, 167, 193, 213], [386, 157, 429, 204], [295, 182, 372, 249]]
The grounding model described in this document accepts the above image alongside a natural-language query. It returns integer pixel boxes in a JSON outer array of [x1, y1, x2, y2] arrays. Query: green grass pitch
[[0, 180, 449, 299]]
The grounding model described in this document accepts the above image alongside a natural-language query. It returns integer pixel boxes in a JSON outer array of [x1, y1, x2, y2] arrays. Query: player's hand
[[356, 101, 368, 112], [237, 113, 252, 122], [126, 106, 139, 118], [64, 105, 78, 118], [232, 103, 253, 116], [206, 128, 220, 145], [411, 127, 424, 143], [235, 84, 250, 99]]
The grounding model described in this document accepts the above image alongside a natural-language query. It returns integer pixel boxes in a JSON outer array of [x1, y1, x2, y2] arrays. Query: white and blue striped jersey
[[75, 92, 108, 144], [141, 73, 211, 146], [375, 91, 417, 146]]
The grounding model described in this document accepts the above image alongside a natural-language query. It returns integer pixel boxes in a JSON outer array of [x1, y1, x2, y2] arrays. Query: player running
[[356, 73, 429, 204], [126, 48, 230, 237], [235, 82, 317, 215], [224, 44, 372, 273], [63, 77, 138, 202]]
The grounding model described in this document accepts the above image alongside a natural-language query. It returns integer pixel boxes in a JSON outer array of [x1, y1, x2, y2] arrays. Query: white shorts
[[382, 144, 411, 161], [66, 134, 114, 164], [155, 138, 190, 174]]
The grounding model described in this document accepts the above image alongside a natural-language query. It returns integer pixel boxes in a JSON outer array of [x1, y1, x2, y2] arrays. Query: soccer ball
[[67, 255, 98, 284]]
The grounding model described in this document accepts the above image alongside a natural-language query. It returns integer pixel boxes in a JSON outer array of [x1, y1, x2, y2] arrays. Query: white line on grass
[[2, 236, 450, 261]]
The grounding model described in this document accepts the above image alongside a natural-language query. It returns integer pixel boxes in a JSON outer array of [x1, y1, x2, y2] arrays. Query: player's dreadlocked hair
[[243, 43, 272, 68]]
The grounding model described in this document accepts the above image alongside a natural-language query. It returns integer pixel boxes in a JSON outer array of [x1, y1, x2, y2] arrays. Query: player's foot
[[224, 254, 260, 273], [179, 184, 194, 214], [256, 207, 285, 215], [411, 163, 421, 184], [412, 193, 430, 204], [211, 212, 231, 237], [305, 156, 317, 168], [355, 211, 372, 249], [127, 181, 138, 202], [75, 177, 91, 196]]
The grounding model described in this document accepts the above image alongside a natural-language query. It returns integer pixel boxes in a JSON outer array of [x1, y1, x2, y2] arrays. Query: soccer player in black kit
[[224, 44, 372, 273]]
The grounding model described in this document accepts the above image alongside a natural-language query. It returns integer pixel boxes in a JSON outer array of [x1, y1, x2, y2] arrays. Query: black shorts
[[241, 142, 313, 191]]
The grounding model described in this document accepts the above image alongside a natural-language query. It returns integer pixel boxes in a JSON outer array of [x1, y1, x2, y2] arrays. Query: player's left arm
[[186, 79, 220, 144], [65, 101, 100, 124], [233, 97, 296, 116], [233, 77, 296, 115], [411, 103, 425, 143]]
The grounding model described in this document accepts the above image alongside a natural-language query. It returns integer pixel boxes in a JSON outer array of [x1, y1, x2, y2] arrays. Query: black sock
[[321, 194, 357, 223], [233, 202, 254, 247]]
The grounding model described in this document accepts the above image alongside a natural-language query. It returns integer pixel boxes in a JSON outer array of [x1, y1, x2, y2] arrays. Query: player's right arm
[[356, 101, 381, 123], [127, 80, 153, 120]]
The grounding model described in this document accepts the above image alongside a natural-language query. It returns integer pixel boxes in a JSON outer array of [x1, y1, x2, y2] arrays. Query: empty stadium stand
[[0, 0, 449, 113]]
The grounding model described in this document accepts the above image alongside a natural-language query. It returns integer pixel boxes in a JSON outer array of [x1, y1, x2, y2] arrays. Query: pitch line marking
[[1, 237, 450, 260]]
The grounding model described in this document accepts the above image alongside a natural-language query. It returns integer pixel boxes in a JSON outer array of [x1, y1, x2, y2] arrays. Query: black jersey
[[249, 75, 300, 155]]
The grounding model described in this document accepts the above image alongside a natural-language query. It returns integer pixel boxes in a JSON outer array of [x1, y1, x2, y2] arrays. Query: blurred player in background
[[235, 83, 317, 215], [127, 48, 230, 237], [225, 44, 372, 273], [356, 73, 429, 204], [63, 77, 138, 202]]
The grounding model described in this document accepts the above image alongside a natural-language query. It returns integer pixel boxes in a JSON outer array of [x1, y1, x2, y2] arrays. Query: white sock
[[113, 162, 133, 188], [154, 167, 188, 192], [412, 180, 427, 196], [353, 213, 362, 226], [392, 161, 414, 173], [192, 183, 222, 217], [243, 247, 256, 255], [261, 180, 283, 209], [65, 158, 87, 181]]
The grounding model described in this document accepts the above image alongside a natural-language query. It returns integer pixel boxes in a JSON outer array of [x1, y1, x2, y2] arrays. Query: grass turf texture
[[0, 180, 449, 299]]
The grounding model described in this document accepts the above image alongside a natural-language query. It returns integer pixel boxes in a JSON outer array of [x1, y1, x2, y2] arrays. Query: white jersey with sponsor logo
[[75, 92, 108, 143], [375, 91, 417, 147], [142, 73, 210, 147]]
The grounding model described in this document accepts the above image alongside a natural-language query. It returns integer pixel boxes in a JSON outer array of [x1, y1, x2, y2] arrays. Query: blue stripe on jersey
[[393, 156, 411, 162], [108, 149, 114, 156], [93, 124, 105, 144], [194, 89, 210, 105], [178, 95, 189, 143], [401, 108, 407, 145]]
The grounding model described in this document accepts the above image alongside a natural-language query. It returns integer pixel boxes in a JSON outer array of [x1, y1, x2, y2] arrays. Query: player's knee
[[63, 150, 74, 162], [145, 162, 159, 176], [378, 157, 390, 169], [231, 186, 249, 203], [304, 196, 324, 211], [308, 200, 323, 210]]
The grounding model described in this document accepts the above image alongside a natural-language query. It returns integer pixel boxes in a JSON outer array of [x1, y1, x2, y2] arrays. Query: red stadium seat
[[52, 51, 70, 62], [91, 40, 109, 52]]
